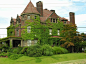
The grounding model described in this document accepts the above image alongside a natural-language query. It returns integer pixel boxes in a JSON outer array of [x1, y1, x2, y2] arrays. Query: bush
[[0, 52, 8, 57], [7, 47, 23, 54], [27, 44, 42, 57], [42, 44, 53, 56], [20, 46, 29, 55], [9, 54, 23, 60], [52, 46, 68, 54], [84, 50, 86, 53]]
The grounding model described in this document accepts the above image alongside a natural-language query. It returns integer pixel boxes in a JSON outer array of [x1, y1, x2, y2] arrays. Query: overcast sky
[[0, 0, 86, 38]]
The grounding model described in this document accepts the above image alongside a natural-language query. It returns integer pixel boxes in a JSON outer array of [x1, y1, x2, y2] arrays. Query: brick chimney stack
[[69, 12, 75, 25], [36, 1, 43, 16]]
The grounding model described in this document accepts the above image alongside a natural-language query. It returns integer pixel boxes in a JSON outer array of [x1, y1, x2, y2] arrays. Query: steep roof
[[21, 1, 40, 15], [40, 9, 53, 22]]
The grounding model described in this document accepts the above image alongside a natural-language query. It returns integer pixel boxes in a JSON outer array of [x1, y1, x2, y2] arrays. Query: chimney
[[50, 10, 55, 13], [36, 1, 43, 16], [69, 12, 75, 25]]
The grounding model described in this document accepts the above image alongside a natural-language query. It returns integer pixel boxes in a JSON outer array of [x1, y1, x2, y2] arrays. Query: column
[[21, 40, 23, 47], [10, 39, 13, 48]]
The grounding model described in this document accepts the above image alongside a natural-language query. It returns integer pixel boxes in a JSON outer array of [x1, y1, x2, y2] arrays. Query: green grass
[[0, 53, 86, 64]]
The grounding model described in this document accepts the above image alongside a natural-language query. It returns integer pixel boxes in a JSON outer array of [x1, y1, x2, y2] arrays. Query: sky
[[0, 0, 86, 38]]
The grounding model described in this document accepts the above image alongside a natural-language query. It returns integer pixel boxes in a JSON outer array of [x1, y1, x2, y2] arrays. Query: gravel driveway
[[51, 59, 86, 64]]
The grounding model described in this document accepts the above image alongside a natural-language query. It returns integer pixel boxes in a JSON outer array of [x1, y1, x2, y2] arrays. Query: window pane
[[53, 19, 55, 23], [49, 29, 52, 35], [34, 16, 36, 19], [27, 40, 31, 46], [28, 16, 30, 20], [57, 30, 60, 35], [16, 29, 19, 36], [34, 40, 37, 44], [27, 26, 31, 33]]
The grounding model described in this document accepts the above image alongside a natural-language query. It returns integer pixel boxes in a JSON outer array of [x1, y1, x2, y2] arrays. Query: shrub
[[0, 52, 8, 57], [42, 44, 53, 56], [8, 47, 23, 54], [20, 46, 29, 55], [7, 47, 13, 53], [84, 50, 86, 53], [27, 44, 42, 57], [52, 46, 68, 54], [9, 54, 23, 60]]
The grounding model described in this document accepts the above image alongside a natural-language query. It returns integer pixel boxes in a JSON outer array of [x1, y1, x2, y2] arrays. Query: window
[[53, 19, 55, 23], [49, 29, 52, 35], [23, 40, 26, 46], [27, 40, 31, 46], [51, 18, 52, 22], [34, 40, 37, 44], [27, 16, 30, 20], [64, 21, 66, 24], [27, 26, 31, 33], [34, 16, 36, 19], [17, 21, 18, 24], [16, 29, 19, 36], [57, 29, 60, 35], [56, 19, 57, 23]]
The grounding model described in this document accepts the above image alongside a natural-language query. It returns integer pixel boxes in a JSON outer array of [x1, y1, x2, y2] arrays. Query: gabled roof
[[21, 1, 40, 15], [40, 9, 53, 22]]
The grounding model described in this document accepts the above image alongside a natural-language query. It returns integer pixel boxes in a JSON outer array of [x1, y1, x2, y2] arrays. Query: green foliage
[[20, 46, 29, 55], [84, 50, 86, 53], [27, 44, 42, 57], [7, 24, 15, 37], [35, 57, 42, 63], [42, 44, 53, 56], [7, 47, 23, 54], [9, 54, 23, 60], [0, 52, 8, 57], [21, 16, 63, 45], [52, 46, 68, 54]]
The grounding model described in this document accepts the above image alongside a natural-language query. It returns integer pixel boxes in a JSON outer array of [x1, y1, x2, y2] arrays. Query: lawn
[[0, 53, 86, 64]]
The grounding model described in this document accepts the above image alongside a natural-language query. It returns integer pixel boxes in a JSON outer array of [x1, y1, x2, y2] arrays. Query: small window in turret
[[28, 16, 30, 20], [34, 16, 36, 19]]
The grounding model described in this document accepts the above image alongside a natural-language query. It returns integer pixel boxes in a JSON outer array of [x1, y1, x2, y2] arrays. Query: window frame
[[57, 29, 60, 35], [27, 40, 31, 46], [16, 29, 19, 36], [49, 29, 52, 35], [27, 26, 31, 33], [27, 16, 30, 20]]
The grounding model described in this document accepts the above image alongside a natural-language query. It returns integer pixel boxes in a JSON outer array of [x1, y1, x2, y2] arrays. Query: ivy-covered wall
[[21, 15, 64, 45]]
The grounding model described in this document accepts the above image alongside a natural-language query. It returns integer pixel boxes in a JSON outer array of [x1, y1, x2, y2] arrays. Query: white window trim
[[49, 29, 52, 35], [27, 26, 31, 33], [16, 29, 19, 36], [57, 30, 60, 35], [27, 40, 31, 46], [34, 40, 37, 44], [27, 16, 30, 20]]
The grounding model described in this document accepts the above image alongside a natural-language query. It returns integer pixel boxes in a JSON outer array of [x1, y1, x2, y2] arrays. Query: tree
[[60, 24, 83, 52]]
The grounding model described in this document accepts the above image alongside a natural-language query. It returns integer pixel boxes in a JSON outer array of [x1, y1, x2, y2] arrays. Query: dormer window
[[27, 26, 31, 33], [49, 29, 52, 35], [51, 18, 57, 23], [53, 19, 55, 23], [27, 16, 30, 20]]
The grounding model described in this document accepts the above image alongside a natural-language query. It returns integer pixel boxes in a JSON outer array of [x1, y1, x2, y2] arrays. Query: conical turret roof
[[21, 1, 40, 15]]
